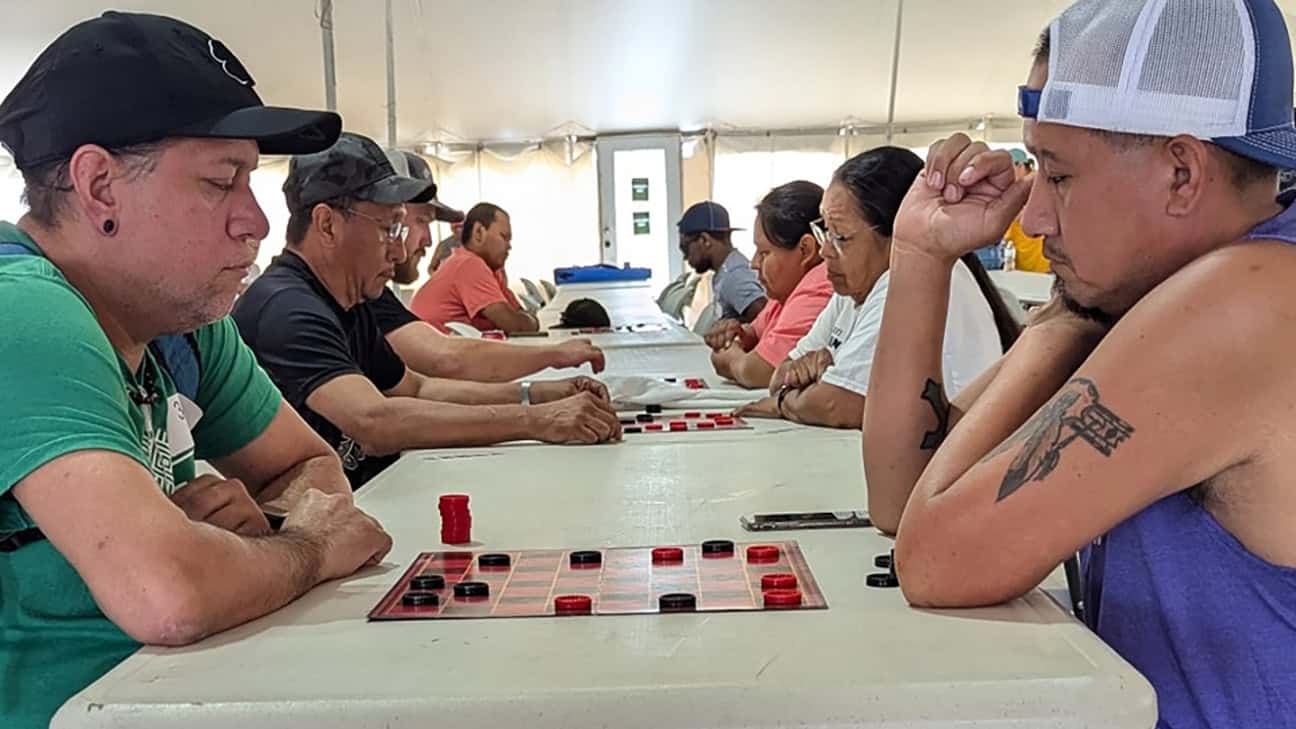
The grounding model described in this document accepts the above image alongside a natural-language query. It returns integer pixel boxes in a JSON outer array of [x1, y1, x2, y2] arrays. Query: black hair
[[555, 298, 611, 329], [284, 193, 357, 246], [831, 146, 923, 237], [755, 180, 824, 250], [832, 146, 1021, 352], [461, 202, 507, 245], [959, 251, 1022, 352]]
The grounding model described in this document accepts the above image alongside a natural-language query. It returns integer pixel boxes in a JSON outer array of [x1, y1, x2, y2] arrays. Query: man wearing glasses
[[234, 133, 622, 489]]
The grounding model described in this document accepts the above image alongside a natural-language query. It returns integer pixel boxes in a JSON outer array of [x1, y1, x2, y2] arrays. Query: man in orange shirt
[[410, 203, 539, 333], [369, 152, 605, 380]]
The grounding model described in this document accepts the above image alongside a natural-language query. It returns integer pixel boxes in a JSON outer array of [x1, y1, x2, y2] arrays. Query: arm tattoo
[[920, 379, 951, 450], [987, 377, 1134, 502]]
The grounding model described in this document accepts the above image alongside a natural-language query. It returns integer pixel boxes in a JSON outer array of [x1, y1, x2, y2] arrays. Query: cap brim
[[355, 173, 433, 205], [1215, 128, 1296, 171], [183, 106, 342, 155], [430, 199, 465, 222]]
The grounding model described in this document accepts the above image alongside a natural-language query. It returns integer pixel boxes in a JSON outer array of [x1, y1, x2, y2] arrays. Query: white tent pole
[[885, 0, 906, 144], [320, 0, 338, 112], [385, 0, 398, 147]]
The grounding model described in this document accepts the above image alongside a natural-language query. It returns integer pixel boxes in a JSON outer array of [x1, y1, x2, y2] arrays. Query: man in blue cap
[[677, 200, 768, 324], [864, 1, 1296, 726], [0, 12, 391, 728]]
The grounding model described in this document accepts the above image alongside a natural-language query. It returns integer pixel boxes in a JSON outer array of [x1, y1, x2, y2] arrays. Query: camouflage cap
[[283, 131, 431, 211]]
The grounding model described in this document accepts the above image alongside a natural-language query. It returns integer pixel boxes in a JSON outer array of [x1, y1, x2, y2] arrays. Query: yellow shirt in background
[[1004, 218, 1050, 273]]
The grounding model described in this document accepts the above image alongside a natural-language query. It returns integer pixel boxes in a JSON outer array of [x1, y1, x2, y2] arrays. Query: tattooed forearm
[[987, 377, 1134, 502], [920, 379, 951, 450]]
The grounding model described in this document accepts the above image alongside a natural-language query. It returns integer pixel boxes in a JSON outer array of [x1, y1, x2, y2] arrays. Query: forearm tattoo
[[986, 378, 1134, 502], [920, 379, 951, 450]]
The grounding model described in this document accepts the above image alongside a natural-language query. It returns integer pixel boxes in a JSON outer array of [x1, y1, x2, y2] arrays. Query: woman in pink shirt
[[708, 180, 833, 388]]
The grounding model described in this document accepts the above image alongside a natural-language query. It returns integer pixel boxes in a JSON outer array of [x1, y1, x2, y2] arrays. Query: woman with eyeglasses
[[708, 180, 835, 388], [736, 146, 1019, 428]]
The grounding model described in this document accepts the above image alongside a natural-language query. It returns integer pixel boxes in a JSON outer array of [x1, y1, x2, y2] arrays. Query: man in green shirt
[[0, 12, 392, 729]]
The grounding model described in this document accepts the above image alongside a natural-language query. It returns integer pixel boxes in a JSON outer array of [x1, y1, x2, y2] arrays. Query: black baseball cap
[[0, 12, 341, 170], [384, 149, 466, 223], [283, 132, 432, 211], [677, 201, 743, 236]]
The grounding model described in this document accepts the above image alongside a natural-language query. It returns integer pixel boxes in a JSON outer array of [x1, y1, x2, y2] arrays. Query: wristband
[[520, 381, 533, 405]]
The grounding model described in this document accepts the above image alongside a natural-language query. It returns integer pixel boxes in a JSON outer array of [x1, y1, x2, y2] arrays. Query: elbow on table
[[114, 572, 217, 646], [894, 521, 1038, 609], [867, 498, 902, 537]]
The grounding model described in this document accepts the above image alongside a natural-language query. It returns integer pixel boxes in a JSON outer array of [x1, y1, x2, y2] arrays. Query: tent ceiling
[[4, 0, 1296, 147]]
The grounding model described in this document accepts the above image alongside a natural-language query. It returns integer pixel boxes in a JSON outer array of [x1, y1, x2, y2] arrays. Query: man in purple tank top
[[861, 1, 1296, 727]]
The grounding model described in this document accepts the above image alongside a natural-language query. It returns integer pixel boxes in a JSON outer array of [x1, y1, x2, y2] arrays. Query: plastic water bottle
[[1000, 239, 1017, 272]]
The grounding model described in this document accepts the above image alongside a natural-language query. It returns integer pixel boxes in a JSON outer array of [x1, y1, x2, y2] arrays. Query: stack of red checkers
[[439, 494, 471, 544]]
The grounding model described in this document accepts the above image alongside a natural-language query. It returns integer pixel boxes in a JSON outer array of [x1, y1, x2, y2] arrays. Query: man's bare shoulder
[[1132, 240, 1296, 344]]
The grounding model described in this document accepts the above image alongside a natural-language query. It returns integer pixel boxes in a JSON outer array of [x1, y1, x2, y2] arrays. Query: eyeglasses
[[810, 217, 878, 254], [343, 208, 409, 244]]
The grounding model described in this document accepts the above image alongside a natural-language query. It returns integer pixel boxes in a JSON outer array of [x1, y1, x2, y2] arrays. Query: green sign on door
[[631, 177, 650, 201], [633, 212, 651, 235]]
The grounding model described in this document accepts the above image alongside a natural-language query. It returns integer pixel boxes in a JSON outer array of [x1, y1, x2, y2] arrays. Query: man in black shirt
[[369, 150, 606, 382], [234, 133, 622, 488]]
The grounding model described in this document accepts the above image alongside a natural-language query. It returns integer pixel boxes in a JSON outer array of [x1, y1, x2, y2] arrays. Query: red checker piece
[[554, 594, 593, 615], [684, 412, 701, 418], [684, 378, 705, 389], [651, 546, 685, 564], [761, 573, 798, 590], [645, 423, 664, 431], [438, 494, 469, 506], [762, 588, 803, 608], [713, 416, 735, 426], [669, 421, 688, 432], [705, 412, 726, 418], [697, 421, 716, 429], [746, 544, 781, 562]]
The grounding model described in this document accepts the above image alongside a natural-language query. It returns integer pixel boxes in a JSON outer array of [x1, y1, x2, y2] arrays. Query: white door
[[596, 134, 683, 293]]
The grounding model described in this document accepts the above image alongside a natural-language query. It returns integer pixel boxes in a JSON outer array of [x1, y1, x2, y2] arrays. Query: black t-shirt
[[232, 251, 407, 488], [369, 287, 420, 335]]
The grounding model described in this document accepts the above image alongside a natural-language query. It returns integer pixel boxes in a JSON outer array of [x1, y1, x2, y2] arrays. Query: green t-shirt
[[0, 222, 282, 729]]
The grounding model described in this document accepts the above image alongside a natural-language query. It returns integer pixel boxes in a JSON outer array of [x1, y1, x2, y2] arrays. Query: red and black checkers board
[[368, 540, 827, 621], [620, 411, 751, 434]]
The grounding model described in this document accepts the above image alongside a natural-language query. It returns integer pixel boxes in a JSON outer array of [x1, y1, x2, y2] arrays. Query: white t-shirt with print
[[786, 260, 1001, 398]]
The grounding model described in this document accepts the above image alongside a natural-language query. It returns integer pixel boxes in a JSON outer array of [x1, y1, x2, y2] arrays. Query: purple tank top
[[1085, 200, 1296, 729]]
